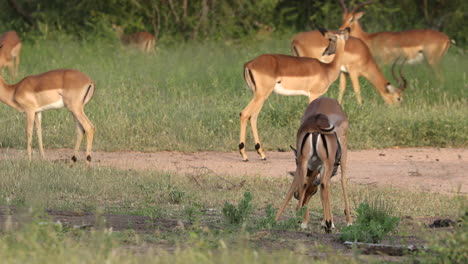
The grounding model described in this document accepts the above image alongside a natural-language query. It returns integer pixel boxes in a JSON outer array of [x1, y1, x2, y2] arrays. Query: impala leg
[[349, 72, 363, 105], [239, 95, 268, 161], [71, 107, 95, 164], [25, 111, 35, 161], [34, 112, 45, 159], [340, 129, 352, 225], [249, 98, 267, 160], [300, 178, 319, 229], [275, 175, 301, 221], [319, 164, 335, 232], [7, 63, 15, 80], [338, 72, 348, 104], [71, 117, 85, 163]]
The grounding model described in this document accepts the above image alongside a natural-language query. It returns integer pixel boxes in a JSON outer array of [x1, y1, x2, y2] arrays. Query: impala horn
[[340, 0, 349, 14], [391, 57, 408, 91], [351, 0, 373, 13]]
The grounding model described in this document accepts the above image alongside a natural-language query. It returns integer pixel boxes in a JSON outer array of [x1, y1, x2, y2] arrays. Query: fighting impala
[[275, 97, 352, 232], [338, 0, 450, 78], [112, 25, 155, 53], [239, 28, 349, 161], [0, 69, 96, 163], [292, 30, 407, 105], [0, 31, 22, 79]]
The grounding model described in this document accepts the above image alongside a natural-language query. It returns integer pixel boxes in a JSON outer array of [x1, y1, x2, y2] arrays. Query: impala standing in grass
[[112, 24, 156, 53], [338, 0, 450, 78], [239, 28, 349, 161], [275, 97, 352, 232], [0, 31, 22, 79], [0, 69, 96, 164], [292, 30, 407, 105]]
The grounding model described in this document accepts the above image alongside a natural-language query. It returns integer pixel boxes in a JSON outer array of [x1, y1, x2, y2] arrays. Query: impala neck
[[325, 39, 346, 80], [350, 23, 371, 45], [361, 61, 392, 97], [0, 78, 21, 111]]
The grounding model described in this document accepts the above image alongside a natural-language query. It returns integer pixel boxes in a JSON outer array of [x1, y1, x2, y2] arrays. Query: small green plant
[[222, 192, 253, 225], [167, 184, 185, 204], [255, 204, 305, 230], [340, 200, 400, 243]]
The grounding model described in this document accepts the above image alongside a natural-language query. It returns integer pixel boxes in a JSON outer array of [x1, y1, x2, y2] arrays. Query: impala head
[[385, 57, 408, 105], [339, 0, 373, 33], [320, 28, 350, 56]]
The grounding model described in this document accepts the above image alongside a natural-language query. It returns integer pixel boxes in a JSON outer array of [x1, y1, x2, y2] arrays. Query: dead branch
[[7, 0, 36, 27], [167, 0, 180, 23], [344, 241, 427, 256]]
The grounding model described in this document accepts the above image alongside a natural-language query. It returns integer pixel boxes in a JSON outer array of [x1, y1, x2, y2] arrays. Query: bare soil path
[[1, 147, 467, 194]]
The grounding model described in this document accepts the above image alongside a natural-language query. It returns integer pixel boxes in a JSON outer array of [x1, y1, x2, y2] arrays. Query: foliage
[[416, 213, 468, 264], [340, 200, 400, 243], [222, 192, 253, 225]]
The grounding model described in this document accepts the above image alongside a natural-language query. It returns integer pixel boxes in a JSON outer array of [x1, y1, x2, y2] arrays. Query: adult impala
[[275, 97, 351, 232], [0, 31, 22, 79], [239, 28, 349, 161], [292, 30, 407, 105], [0, 69, 96, 163], [112, 25, 155, 53], [338, 0, 450, 77]]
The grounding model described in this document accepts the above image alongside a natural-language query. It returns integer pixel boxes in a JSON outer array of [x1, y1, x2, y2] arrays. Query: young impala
[[0, 69, 96, 163], [275, 97, 351, 232], [0, 31, 22, 79], [292, 30, 407, 105], [239, 28, 349, 161], [338, 0, 450, 78], [112, 25, 155, 53]]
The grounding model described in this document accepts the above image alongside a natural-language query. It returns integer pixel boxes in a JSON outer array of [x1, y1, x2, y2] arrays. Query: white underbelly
[[273, 82, 309, 97], [340, 65, 348, 73], [36, 98, 65, 112], [406, 52, 424, 64]]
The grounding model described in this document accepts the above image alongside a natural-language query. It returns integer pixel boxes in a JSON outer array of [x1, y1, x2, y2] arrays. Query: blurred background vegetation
[[0, 0, 467, 45]]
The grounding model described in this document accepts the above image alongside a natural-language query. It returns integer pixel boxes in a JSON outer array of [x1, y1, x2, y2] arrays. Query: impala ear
[[290, 145, 297, 156], [386, 83, 396, 94], [354, 12, 365, 20], [318, 27, 328, 37]]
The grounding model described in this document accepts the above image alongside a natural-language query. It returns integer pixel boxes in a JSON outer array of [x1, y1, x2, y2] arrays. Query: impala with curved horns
[[0, 31, 22, 79], [338, 0, 450, 78], [0, 69, 96, 163], [292, 30, 407, 105], [239, 28, 349, 161]]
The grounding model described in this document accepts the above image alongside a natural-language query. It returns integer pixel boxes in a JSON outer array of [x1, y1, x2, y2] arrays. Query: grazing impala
[[112, 25, 155, 53], [292, 30, 407, 105], [0, 31, 22, 79], [275, 97, 351, 232], [0, 69, 96, 163], [239, 28, 349, 161], [338, 0, 450, 78]]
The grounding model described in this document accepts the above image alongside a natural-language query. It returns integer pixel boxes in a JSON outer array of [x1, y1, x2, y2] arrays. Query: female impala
[[112, 25, 155, 53], [0, 31, 22, 79], [292, 30, 406, 105], [239, 28, 349, 161], [0, 69, 96, 163], [338, 0, 450, 77]]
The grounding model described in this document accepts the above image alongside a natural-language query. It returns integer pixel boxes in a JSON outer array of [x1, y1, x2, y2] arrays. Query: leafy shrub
[[255, 204, 305, 230], [340, 200, 399, 243], [416, 213, 467, 264], [167, 184, 185, 204], [222, 192, 253, 225]]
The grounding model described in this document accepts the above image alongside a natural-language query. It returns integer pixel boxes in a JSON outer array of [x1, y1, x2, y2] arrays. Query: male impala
[[275, 97, 351, 232], [0, 31, 22, 79], [0, 69, 96, 163], [339, 0, 450, 77], [292, 30, 407, 105], [112, 25, 155, 53], [239, 28, 349, 161]]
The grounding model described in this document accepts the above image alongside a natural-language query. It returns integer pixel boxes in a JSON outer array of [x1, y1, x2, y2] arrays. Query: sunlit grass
[[0, 38, 466, 153]]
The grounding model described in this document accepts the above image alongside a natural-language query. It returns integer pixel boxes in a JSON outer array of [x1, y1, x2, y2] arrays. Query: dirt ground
[[1, 147, 466, 194]]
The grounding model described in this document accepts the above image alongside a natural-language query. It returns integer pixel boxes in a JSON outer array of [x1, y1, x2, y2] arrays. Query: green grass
[[0, 38, 466, 153]]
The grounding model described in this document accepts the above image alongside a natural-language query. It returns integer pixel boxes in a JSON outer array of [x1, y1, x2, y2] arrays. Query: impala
[[338, 0, 450, 78], [0, 69, 96, 163], [275, 97, 351, 232], [112, 25, 155, 53], [239, 28, 349, 161], [292, 30, 408, 105], [0, 31, 22, 79]]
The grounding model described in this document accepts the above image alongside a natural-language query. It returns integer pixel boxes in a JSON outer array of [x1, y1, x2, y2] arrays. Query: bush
[[340, 200, 399, 243], [255, 204, 305, 230], [222, 192, 253, 225]]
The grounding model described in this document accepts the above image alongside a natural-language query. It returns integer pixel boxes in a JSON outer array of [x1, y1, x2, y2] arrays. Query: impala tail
[[243, 66, 256, 92]]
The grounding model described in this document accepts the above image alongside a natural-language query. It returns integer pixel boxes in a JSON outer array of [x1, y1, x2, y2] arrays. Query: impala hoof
[[300, 222, 308, 229]]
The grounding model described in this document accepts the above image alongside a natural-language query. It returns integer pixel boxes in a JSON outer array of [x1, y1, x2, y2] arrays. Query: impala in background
[[0, 31, 22, 79], [112, 24, 156, 53]]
